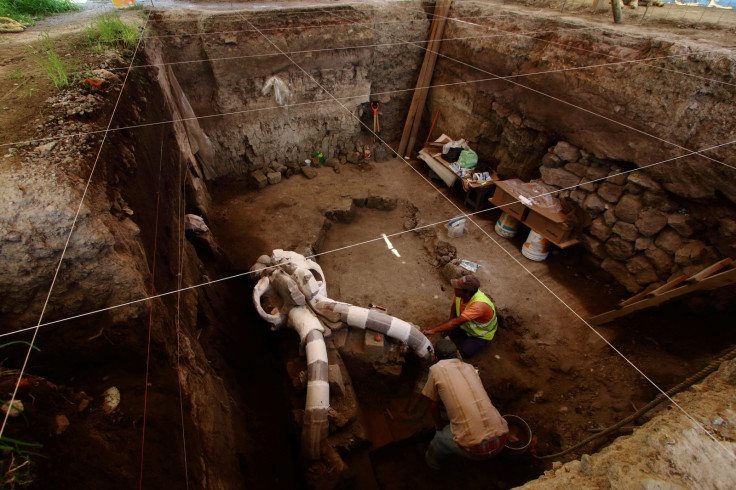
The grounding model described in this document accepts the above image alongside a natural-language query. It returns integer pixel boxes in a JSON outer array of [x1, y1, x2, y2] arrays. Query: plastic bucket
[[521, 229, 549, 261], [494, 212, 520, 238], [503, 414, 532, 455], [111, 0, 135, 6]]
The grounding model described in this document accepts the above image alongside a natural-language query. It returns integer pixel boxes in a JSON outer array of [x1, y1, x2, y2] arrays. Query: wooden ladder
[[589, 258, 736, 325]]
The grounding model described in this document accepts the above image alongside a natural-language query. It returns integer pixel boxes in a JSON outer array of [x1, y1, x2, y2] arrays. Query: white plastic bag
[[262, 76, 291, 105], [184, 214, 209, 234], [442, 138, 469, 155], [445, 216, 467, 238]]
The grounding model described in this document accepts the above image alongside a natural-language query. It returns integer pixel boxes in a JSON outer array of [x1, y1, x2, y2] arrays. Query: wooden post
[[405, 4, 450, 156], [612, 0, 623, 23], [397, 0, 451, 159]]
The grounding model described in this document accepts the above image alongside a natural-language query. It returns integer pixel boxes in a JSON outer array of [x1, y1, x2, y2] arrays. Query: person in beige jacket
[[422, 338, 508, 470]]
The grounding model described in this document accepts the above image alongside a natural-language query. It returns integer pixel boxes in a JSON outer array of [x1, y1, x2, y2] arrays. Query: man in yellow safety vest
[[422, 274, 497, 359]]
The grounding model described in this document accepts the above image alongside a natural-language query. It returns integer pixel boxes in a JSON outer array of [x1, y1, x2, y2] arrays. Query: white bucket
[[521, 229, 549, 261], [445, 216, 466, 238], [494, 212, 520, 238]]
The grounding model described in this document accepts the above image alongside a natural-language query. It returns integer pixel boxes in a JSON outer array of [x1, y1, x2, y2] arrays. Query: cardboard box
[[524, 207, 574, 246], [490, 183, 529, 221]]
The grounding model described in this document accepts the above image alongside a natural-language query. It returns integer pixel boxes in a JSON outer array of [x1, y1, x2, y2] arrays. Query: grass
[[27, 32, 74, 91], [0, 0, 79, 24], [85, 12, 140, 51], [0, 341, 43, 488], [7, 68, 24, 80]]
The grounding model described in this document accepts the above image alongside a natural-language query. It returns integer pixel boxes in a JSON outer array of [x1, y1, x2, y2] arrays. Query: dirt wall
[[0, 56, 250, 486], [149, 4, 430, 175], [518, 356, 736, 489]]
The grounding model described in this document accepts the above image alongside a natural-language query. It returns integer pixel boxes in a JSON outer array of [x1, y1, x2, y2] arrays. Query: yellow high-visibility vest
[[455, 290, 498, 341]]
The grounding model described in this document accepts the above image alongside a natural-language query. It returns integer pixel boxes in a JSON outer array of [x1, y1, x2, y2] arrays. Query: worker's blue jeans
[[448, 329, 489, 359], [425, 425, 502, 470]]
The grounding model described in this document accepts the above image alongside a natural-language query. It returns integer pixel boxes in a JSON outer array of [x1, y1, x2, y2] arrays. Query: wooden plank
[[397, 0, 451, 158], [649, 275, 687, 296], [400, 7, 446, 157], [618, 285, 658, 307], [397, 6, 441, 158], [405, 1, 451, 155], [688, 258, 733, 282], [589, 267, 736, 325]]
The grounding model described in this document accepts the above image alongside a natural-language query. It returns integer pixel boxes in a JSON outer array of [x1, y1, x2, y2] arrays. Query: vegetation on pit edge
[[0, 341, 43, 489], [26, 12, 141, 91], [26, 32, 73, 91], [0, 0, 79, 24], [85, 12, 141, 50]]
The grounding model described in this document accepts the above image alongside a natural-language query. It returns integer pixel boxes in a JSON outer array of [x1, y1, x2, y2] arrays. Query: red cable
[[140, 190, 161, 489]]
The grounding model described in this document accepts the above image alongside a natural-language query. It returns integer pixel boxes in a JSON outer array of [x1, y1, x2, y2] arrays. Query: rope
[[139, 124, 165, 489], [322, 7, 731, 169], [175, 149, 190, 489], [535, 346, 736, 460], [0, 5, 154, 441]]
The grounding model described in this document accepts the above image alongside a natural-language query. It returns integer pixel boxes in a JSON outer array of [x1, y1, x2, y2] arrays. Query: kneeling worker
[[422, 339, 508, 469], [423, 274, 497, 359]]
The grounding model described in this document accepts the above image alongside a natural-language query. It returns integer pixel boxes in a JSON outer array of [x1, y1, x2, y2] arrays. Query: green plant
[[0, 437, 43, 489], [0, 341, 43, 489], [26, 32, 73, 91], [0, 0, 79, 24], [85, 12, 139, 50], [7, 68, 23, 81], [0, 436, 43, 458], [0, 341, 39, 352], [1, 453, 34, 489], [20, 87, 35, 100]]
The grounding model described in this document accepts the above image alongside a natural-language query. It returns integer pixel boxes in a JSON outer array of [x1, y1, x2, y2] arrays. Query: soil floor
[[211, 153, 736, 488]]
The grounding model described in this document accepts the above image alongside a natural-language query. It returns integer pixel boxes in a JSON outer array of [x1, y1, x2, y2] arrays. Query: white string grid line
[[2, 1, 734, 462], [175, 149, 190, 489], [138, 122, 166, 487], [417, 4, 736, 87], [313, 5, 736, 457], [322, 6, 732, 169], [0, 7, 156, 440], [85, 7, 736, 91], [19, 1, 735, 94], [3, 42, 734, 160], [2, 140, 733, 340]]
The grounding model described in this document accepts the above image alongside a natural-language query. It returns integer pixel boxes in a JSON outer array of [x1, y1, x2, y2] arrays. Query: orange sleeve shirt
[[456, 296, 494, 324]]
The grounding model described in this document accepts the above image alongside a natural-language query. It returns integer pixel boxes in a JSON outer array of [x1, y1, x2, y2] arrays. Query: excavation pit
[[1, 1, 735, 488]]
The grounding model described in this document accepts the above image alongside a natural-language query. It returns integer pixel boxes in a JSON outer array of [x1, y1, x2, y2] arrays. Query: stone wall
[[424, 3, 736, 294], [537, 141, 734, 293]]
